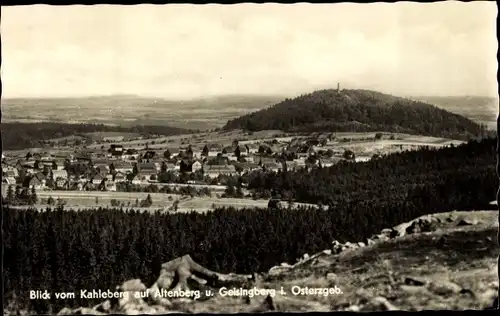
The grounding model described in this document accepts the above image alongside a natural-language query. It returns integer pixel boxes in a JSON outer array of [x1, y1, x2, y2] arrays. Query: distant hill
[[2, 95, 284, 130], [411, 96, 498, 130], [223, 89, 486, 140]]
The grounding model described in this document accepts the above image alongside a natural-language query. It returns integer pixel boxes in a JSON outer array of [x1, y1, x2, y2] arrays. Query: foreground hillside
[[7, 210, 496, 314], [223, 89, 484, 140]]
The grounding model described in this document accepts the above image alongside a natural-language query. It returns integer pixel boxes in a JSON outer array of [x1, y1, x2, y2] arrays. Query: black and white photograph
[[1, 2, 499, 314]]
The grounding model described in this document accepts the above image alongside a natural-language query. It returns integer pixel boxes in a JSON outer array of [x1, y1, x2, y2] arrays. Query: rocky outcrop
[[59, 255, 254, 315], [58, 211, 489, 314]]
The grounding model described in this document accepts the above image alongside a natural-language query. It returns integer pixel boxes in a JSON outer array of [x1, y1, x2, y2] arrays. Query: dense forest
[[245, 137, 497, 207], [3, 137, 498, 313], [1, 122, 190, 150], [223, 89, 486, 140]]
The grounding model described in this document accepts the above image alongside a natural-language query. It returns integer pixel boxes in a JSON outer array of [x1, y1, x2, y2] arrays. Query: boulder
[[404, 277, 427, 286], [251, 295, 276, 312], [322, 249, 332, 255], [268, 265, 291, 276], [380, 228, 392, 236], [344, 242, 358, 249], [456, 219, 477, 226], [389, 229, 400, 238], [117, 279, 147, 292], [357, 242, 366, 247], [345, 305, 361, 312], [363, 296, 399, 311], [326, 272, 338, 283], [427, 280, 462, 296], [366, 239, 376, 246], [480, 288, 499, 309], [405, 217, 439, 235], [57, 307, 74, 315]]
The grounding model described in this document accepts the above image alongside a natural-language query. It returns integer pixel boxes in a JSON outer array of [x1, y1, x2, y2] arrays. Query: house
[[138, 162, 158, 172], [203, 164, 237, 179], [17, 159, 35, 171], [51, 170, 68, 181], [262, 162, 282, 173], [192, 160, 203, 172], [137, 163, 158, 181], [179, 159, 193, 173], [164, 163, 177, 173], [40, 153, 54, 161], [202, 144, 222, 157], [243, 155, 255, 163], [112, 162, 133, 174], [40, 160, 56, 169], [3, 176, 17, 185], [55, 178, 68, 189], [28, 173, 48, 190], [245, 143, 260, 155], [240, 162, 261, 174], [92, 175, 105, 185], [234, 145, 248, 157], [93, 159, 110, 170], [258, 157, 278, 165], [293, 159, 307, 170], [167, 148, 181, 158], [53, 159, 67, 170], [53, 153, 74, 160], [75, 151, 93, 163], [222, 146, 237, 155], [283, 160, 296, 171], [109, 144, 125, 157], [319, 158, 342, 168], [297, 146, 316, 159], [131, 175, 142, 185], [4, 168, 19, 179], [113, 172, 127, 182], [141, 150, 157, 161], [105, 181, 117, 192], [104, 135, 125, 142], [355, 156, 372, 163]]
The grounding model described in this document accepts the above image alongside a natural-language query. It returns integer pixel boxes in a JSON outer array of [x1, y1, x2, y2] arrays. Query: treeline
[[223, 89, 487, 140], [1, 122, 190, 150], [246, 137, 497, 208]]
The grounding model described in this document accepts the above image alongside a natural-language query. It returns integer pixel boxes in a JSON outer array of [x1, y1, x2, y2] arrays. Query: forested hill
[[223, 89, 485, 140], [1, 122, 190, 150]]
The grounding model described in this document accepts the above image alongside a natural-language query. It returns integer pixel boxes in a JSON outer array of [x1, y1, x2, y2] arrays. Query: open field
[[84, 130, 464, 152], [2, 130, 466, 163], [33, 190, 314, 213]]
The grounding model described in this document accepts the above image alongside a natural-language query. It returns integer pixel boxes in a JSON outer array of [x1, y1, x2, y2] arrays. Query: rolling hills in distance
[[2, 90, 497, 133]]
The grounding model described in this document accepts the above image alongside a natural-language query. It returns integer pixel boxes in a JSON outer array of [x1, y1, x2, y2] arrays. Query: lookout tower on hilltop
[[337, 82, 340, 93]]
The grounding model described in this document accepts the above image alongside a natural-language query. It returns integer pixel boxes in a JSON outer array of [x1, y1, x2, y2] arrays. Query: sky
[[1, 2, 498, 99]]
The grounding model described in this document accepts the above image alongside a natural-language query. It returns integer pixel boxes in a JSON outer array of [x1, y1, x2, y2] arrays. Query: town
[[2, 129, 464, 211]]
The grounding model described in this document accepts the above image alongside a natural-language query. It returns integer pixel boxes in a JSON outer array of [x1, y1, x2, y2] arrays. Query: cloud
[[1, 2, 497, 99]]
